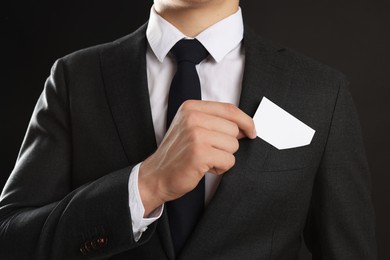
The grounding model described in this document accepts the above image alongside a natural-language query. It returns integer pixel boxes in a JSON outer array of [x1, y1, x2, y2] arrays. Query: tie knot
[[171, 39, 209, 65]]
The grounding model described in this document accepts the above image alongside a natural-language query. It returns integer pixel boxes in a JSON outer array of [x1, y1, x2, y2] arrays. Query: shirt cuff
[[128, 162, 164, 242]]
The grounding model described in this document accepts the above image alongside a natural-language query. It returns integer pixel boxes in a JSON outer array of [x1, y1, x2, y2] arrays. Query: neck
[[154, 1, 239, 37]]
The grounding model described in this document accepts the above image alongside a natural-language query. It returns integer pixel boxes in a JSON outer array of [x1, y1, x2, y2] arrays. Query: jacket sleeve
[[303, 78, 377, 259], [0, 59, 156, 259]]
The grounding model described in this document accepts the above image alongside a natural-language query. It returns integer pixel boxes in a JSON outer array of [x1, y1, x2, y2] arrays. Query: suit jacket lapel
[[179, 27, 295, 259], [100, 24, 157, 165], [100, 24, 175, 260]]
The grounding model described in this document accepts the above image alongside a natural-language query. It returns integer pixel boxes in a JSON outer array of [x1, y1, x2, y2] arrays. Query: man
[[0, 0, 376, 259]]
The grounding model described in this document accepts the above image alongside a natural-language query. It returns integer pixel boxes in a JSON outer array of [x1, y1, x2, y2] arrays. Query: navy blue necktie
[[166, 39, 209, 255]]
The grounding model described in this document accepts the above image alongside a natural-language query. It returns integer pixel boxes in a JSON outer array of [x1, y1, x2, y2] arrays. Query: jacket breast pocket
[[260, 144, 314, 172], [240, 136, 316, 173]]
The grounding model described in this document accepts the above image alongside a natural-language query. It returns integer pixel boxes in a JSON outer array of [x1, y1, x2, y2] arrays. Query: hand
[[138, 100, 256, 216]]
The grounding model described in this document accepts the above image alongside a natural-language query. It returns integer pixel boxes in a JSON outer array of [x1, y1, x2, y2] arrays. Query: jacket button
[[80, 244, 88, 255], [97, 236, 108, 247], [91, 240, 98, 250], [84, 241, 93, 252]]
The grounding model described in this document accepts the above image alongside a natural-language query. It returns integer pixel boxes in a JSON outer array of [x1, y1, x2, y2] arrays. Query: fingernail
[[252, 128, 257, 138]]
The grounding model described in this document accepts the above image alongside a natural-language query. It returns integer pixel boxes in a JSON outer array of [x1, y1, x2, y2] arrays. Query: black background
[[2, 1, 389, 259]]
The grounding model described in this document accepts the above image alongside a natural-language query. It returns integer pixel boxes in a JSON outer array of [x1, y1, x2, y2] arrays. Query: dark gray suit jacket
[[0, 23, 376, 259]]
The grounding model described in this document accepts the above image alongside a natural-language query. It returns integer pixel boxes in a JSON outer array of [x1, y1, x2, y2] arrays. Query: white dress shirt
[[128, 6, 245, 241]]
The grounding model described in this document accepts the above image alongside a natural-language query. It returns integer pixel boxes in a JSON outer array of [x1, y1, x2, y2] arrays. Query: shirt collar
[[146, 6, 244, 63]]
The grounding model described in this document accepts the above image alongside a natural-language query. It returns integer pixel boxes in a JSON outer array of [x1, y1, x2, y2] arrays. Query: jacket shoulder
[[56, 23, 148, 69], [245, 26, 348, 86]]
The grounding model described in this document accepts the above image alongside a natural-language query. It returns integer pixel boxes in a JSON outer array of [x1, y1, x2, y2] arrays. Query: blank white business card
[[253, 97, 315, 150]]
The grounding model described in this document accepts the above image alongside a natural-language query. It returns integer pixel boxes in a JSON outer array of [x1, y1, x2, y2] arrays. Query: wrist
[[138, 160, 166, 216]]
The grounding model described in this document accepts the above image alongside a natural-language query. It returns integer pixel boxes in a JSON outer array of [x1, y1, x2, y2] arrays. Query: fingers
[[188, 127, 239, 154], [205, 147, 236, 175], [180, 111, 240, 138], [179, 100, 257, 139]]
